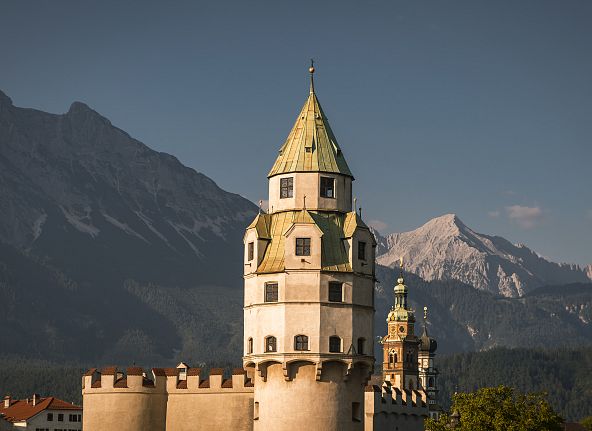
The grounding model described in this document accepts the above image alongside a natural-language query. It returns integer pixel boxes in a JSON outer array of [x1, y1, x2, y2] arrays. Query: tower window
[[357, 241, 367, 261], [357, 338, 365, 355], [247, 242, 254, 261], [320, 176, 335, 198], [329, 336, 342, 353], [428, 377, 434, 388], [265, 336, 277, 352], [247, 337, 253, 354], [295, 238, 311, 256], [328, 282, 343, 302], [352, 402, 361, 422], [254, 402, 259, 420], [265, 283, 278, 302], [280, 177, 293, 198], [294, 335, 309, 351]]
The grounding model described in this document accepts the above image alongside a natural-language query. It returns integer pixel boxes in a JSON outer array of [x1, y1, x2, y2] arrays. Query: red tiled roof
[[209, 368, 224, 375], [163, 368, 179, 377], [232, 368, 246, 375], [152, 368, 166, 376], [198, 379, 210, 388], [221, 379, 233, 388], [177, 380, 188, 389], [126, 367, 144, 376], [113, 378, 128, 388], [187, 368, 202, 376], [91, 380, 102, 388], [83, 368, 97, 376], [142, 378, 155, 388], [101, 366, 117, 375], [0, 397, 81, 423]]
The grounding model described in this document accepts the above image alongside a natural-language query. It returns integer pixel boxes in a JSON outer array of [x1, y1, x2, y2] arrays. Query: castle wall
[[82, 367, 254, 431], [364, 383, 428, 431]]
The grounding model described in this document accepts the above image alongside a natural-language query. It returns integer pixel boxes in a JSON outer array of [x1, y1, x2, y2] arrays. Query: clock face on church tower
[[399, 325, 405, 333]]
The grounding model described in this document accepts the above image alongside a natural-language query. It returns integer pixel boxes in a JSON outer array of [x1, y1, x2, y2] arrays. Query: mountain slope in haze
[[375, 214, 590, 297], [0, 89, 256, 364]]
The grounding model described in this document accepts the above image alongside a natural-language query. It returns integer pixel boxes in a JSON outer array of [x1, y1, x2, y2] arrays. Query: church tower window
[[247, 337, 253, 354], [280, 177, 293, 198], [295, 238, 311, 256], [328, 282, 343, 302], [357, 241, 367, 261], [320, 176, 335, 198], [264, 283, 279, 302], [294, 335, 309, 351], [329, 336, 342, 353], [265, 336, 277, 352]]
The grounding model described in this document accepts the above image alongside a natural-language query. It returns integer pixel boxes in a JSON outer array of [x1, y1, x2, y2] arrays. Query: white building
[[0, 394, 82, 430]]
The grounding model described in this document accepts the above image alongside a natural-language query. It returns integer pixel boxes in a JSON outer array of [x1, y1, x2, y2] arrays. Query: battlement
[[364, 381, 428, 416], [82, 366, 254, 394]]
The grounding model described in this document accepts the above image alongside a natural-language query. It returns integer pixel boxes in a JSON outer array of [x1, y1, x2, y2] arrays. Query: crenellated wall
[[364, 382, 428, 431], [82, 366, 254, 431]]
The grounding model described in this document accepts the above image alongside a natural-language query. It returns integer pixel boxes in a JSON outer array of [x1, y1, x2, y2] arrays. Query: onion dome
[[419, 325, 437, 353]]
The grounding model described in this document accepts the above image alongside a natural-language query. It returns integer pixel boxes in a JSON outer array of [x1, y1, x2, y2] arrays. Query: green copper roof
[[248, 210, 372, 274], [268, 79, 353, 178]]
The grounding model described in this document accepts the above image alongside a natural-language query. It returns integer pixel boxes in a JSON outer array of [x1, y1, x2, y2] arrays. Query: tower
[[242, 64, 375, 431], [418, 307, 441, 419], [380, 265, 420, 390]]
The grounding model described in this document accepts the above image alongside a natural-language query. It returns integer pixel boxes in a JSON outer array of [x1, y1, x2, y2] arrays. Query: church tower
[[242, 64, 375, 431], [418, 307, 441, 419], [380, 266, 420, 390]]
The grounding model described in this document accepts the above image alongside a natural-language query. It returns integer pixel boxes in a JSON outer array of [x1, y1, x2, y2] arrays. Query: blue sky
[[1, 0, 591, 266]]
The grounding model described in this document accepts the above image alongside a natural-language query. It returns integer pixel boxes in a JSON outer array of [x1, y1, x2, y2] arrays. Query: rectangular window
[[58, 413, 64, 421], [329, 336, 341, 353], [254, 402, 259, 420], [320, 176, 335, 198], [352, 402, 361, 422], [265, 283, 278, 302], [280, 177, 293, 198], [247, 242, 254, 261], [357, 338, 365, 355], [247, 337, 253, 354], [328, 282, 343, 302], [357, 241, 366, 261], [295, 238, 311, 256], [47, 413, 53, 421]]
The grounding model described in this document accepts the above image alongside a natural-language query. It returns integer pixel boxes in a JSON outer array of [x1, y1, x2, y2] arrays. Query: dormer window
[[320, 176, 335, 198], [295, 238, 311, 256], [280, 177, 293, 198], [357, 241, 367, 261], [247, 242, 254, 261]]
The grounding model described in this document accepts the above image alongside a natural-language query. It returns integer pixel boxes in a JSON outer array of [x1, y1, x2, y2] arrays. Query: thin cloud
[[505, 205, 543, 229], [488, 210, 500, 218]]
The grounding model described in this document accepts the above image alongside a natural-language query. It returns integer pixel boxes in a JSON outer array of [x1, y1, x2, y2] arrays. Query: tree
[[581, 416, 592, 431], [425, 386, 563, 431]]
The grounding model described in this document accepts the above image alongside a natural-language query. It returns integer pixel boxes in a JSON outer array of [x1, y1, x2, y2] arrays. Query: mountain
[[0, 89, 256, 364], [374, 214, 591, 297]]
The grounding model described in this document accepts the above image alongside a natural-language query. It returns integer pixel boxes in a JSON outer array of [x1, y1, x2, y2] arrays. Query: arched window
[[294, 335, 309, 351], [329, 336, 342, 353], [247, 337, 253, 354], [428, 377, 434, 388], [357, 338, 365, 355], [394, 353, 398, 363], [265, 336, 277, 353], [389, 353, 394, 365]]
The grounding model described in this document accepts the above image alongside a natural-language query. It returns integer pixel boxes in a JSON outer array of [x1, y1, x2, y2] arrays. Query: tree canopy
[[425, 386, 563, 431]]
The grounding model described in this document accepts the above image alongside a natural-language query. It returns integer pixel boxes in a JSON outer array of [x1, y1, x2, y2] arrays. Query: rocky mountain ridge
[[374, 214, 591, 297]]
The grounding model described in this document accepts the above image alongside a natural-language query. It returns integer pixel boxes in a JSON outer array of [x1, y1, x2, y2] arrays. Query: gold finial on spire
[[309, 59, 315, 94], [424, 306, 428, 321], [397, 256, 404, 285]]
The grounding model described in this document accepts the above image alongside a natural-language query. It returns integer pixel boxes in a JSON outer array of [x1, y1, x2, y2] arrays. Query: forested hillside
[[436, 347, 592, 421]]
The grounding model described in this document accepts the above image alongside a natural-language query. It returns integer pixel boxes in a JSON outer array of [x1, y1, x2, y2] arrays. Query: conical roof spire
[[268, 62, 353, 179]]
